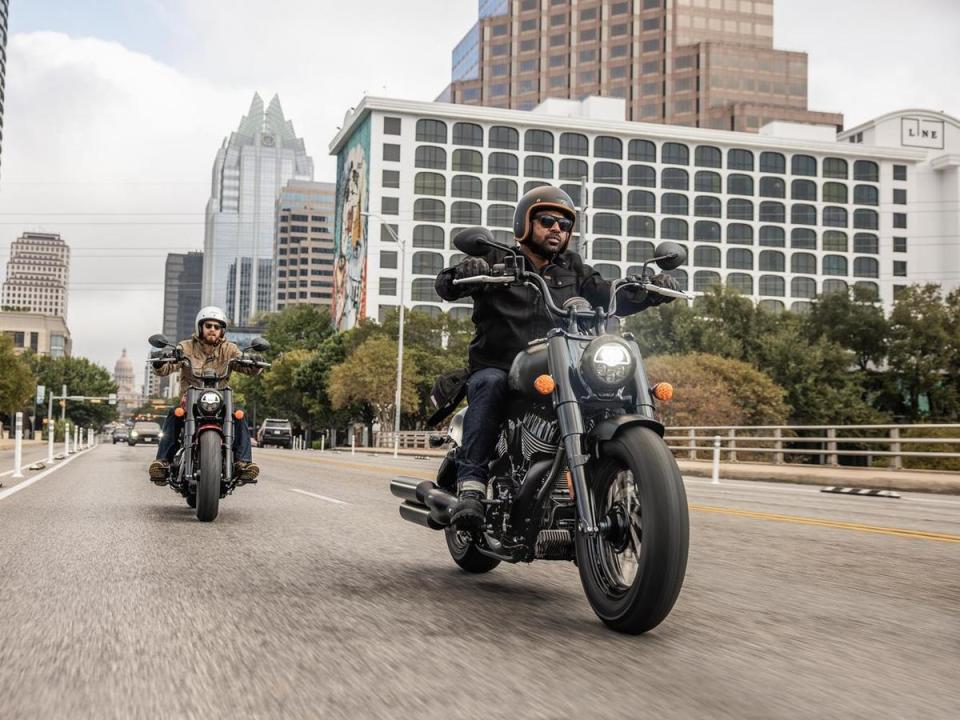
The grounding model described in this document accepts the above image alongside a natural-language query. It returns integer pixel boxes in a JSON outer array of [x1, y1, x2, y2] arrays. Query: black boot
[[450, 490, 485, 531]]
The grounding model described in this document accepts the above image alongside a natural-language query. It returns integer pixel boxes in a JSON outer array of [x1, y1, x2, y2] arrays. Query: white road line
[[0, 449, 90, 501], [288, 488, 349, 506]]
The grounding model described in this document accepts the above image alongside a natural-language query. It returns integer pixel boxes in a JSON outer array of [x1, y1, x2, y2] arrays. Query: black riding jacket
[[435, 245, 653, 372]]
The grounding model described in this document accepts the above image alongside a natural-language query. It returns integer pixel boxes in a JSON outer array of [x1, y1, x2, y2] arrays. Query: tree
[[261, 304, 335, 356], [0, 336, 35, 428], [804, 286, 888, 371], [29, 354, 118, 428], [259, 349, 314, 429], [293, 333, 351, 430]]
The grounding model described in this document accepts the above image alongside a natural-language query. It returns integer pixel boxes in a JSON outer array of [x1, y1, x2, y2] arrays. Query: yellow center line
[[265, 453, 960, 543]]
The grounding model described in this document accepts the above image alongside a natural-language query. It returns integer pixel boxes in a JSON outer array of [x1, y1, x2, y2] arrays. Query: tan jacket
[[154, 335, 261, 397]]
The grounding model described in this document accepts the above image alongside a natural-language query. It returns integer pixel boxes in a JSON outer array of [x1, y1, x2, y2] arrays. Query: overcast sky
[[1, 0, 957, 386]]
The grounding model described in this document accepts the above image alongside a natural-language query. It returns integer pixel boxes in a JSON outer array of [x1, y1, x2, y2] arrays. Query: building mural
[[333, 115, 371, 331]]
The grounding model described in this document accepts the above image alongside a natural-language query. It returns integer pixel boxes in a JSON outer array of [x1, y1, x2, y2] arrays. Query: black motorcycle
[[147, 334, 271, 522], [391, 234, 690, 634]]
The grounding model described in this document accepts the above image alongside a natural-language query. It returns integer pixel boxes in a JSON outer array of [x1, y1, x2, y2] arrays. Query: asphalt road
[[0, 444, 957, 719]]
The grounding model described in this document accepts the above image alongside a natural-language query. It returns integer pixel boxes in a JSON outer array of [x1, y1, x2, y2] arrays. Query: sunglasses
[[534, 214, 574, 232], [203, 322, 224, 330]]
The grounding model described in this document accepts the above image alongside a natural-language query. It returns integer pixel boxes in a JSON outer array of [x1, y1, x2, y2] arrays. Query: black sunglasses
[[202, 322, 223, 330], [534, 214, 574, 232]]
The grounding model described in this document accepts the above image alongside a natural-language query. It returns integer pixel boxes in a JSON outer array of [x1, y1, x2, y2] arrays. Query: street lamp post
[[360, 211, 404, 458]]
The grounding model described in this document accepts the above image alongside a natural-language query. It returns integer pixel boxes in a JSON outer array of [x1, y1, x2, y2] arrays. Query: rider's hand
[[455, 257, 490, 279], [644, 273, 679, 306]]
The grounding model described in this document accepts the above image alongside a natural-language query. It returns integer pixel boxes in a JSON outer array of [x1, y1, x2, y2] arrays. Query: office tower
[[1, 232, 70, 318], [274, 180, 336, 311]]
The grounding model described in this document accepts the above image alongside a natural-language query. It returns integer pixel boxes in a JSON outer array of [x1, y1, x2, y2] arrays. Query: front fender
[[588, 415, 665, 450]]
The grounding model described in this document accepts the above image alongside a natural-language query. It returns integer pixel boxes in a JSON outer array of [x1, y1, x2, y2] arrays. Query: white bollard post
[[12, 412, 24, 478], [75, 425, 80, 451], [712, 435, 721, 484], [47, 420, 55, 463], [393, 433, 400, 459], [88, 428, 93, 448], [64, 421, 71, 455], [351, 434, 356, 455], [320, 435, 325, 453]]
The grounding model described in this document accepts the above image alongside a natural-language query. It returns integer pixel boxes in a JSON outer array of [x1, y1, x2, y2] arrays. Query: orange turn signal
[[533, 374, 556, 395], [234, 410, 245, 420], [173, 407, 185, 418], [651, 382, 674, 402]]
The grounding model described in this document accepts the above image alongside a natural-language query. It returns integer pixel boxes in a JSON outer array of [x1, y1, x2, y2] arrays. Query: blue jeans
[[156, 407, 253, 463], [456, 367, 509, 494]]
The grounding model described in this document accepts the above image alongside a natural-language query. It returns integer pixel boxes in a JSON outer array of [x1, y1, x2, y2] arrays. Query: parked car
[[112, 427, 130, 444], [128, 421, 162, 446], [258, 418, 293, 448]]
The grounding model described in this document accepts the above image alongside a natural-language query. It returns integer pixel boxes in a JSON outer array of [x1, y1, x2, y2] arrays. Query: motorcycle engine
[[518, 410, 560, 462]]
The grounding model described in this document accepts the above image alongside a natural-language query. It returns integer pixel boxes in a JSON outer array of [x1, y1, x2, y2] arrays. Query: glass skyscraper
[[202, 93, 314, 325]]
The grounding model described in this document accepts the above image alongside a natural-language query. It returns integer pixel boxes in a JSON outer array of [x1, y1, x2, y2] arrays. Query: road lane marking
[[689, 504, 960, 543], [288, 488, 349, 505], [0, 448, 90, 501]]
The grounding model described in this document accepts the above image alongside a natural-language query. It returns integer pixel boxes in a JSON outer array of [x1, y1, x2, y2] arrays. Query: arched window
[[694, 270, 721, 292], [412, 225, 444, 249], [412, 305, 442, 316], [628, 190, 656, 212], [759, 201, 785, 223], [489, 125, 519, 149], [592, 238, 622, 261], [452, 148, 482, 173], [822, 182, 848, 204], [450, 201, 480, 224], [791, 228, 817, 249], [823, 157, 848, 179], [451, 175, 482, 199], [488, 178, 517, 201], [695, 171, 721, 193], [727, 198, 754, 221], [791, 179, 816, 201], [626, 240, 654, 262], [727, 223, 754, 244], [854, 257, 879, 278], [593, 187, 622, 210], [822, 279, 848, 295], [853, 233, 879, 254], [791, 154, 817, 176], [486, 203, 514, 227], [759, 250, 785, 271], [662, 168, 689, 190], [524, 155, 554, 178], [414, 198, 445, 222], [759, 176, 786, 198], [449, 306, 473, 321], [594, 136, 623, 159], [791, 277, 817, 299], [661, 218, 688, 240], [791, 301, 812, 314], [412, 251, 444, 275], [559, 132, 589, 156], [627, 215, 655, 238], [524, 129, 554, 153], [759, 152, 786, 173], [559, 158, 588, 181], [594, 263, 621, 280], [823, 206, 848, 228], [594, 161, 622, 184], [759, 226, 785, 247], [727, 248, 753, 270], [592, 213, 621, 235], [628, 139, 656, 162], [488, 152, 519, 176], [662, 142, 689, 165], [415, 145, 446, 169], [853, 209, 878, 230], [628, 165, 656, 187], [823, 231, 848, 252], [759, 276, 785, 297], [452, 122, 483, 147], [791, 204, 817, 225], [414, 172, 446, 196], [855, 281, 879, 299], [791, 252, 817, 274], [854, 185, 879, 206], [666, 268, 688, 292], [853, 160, 879, 181], [759, 299, 785, 312], [695, 196, 721, 218], [726, 273, 753, 295], [661, 193, 688, 215], [695, 145, 722, 168], [728, 148, 754, 171], [411, 278, 442, 302], [727, 174, 754, 196], [694, 220, 721, 242], [822, 255, 848, 276], [694, 246, 721, 268], [416, 119, 447, 143]]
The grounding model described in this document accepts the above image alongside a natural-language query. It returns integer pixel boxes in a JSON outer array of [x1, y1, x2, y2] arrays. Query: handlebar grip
[[451, 275, 513, 286]]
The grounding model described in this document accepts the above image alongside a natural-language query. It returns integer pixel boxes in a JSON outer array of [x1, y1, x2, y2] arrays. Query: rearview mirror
[[148, 334, 171, 349], [453, 226, 510, 256], [653, 242, 687, 271], [250, 337, 270, 353]]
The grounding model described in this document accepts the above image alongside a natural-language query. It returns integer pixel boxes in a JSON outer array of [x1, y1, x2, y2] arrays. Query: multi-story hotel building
[[274, 180, 336, 311], [440, 0, 842, 132], [1, 232, 71, 317], [328, 96, 959, 327], [0, 311, 71, 358]]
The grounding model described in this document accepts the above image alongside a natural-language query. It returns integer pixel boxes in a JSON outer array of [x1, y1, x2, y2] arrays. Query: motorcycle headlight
[[199, 391, 223, 415], [580, 336, 636, 393]]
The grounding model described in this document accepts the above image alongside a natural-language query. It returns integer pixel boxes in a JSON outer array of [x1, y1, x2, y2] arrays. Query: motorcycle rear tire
[[195, 431, 221, 522], [576, 426, 688, 635], [445, 528, 500, 574]]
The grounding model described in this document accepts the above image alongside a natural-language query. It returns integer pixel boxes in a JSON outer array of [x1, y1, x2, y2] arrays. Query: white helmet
[[195, 306, 228, 337]]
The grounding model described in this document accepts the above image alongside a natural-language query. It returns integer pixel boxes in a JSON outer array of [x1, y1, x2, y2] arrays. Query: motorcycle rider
[[148, 306, 264, 485], [435, 185, 678, 530]]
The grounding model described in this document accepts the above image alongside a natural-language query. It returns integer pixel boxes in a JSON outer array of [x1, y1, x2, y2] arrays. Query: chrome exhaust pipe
[[416, 480, 457, 526], [398, 501, 444, 530]]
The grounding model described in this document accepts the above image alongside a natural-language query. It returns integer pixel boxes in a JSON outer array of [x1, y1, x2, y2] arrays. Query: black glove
[[455, 257, 490, 279], [643, 273, 680, 307]]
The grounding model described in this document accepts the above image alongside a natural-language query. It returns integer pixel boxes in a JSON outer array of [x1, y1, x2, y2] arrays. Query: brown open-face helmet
[[513, 185, 577, 251]]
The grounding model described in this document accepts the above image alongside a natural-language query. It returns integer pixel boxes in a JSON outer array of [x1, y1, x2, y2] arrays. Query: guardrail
[[376, 424, 960, 471]]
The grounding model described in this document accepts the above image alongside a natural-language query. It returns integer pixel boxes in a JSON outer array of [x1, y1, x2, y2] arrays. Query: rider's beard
[[524, 233, 564, 260]]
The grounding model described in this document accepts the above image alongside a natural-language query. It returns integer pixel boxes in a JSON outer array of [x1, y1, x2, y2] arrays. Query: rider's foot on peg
[[450, 490, 485, 531], [234, 461, 260, 485], [148, 460, 170, 485]]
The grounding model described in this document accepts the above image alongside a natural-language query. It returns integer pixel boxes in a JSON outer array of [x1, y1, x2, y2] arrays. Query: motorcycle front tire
[[195, 430, 222, 522]]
